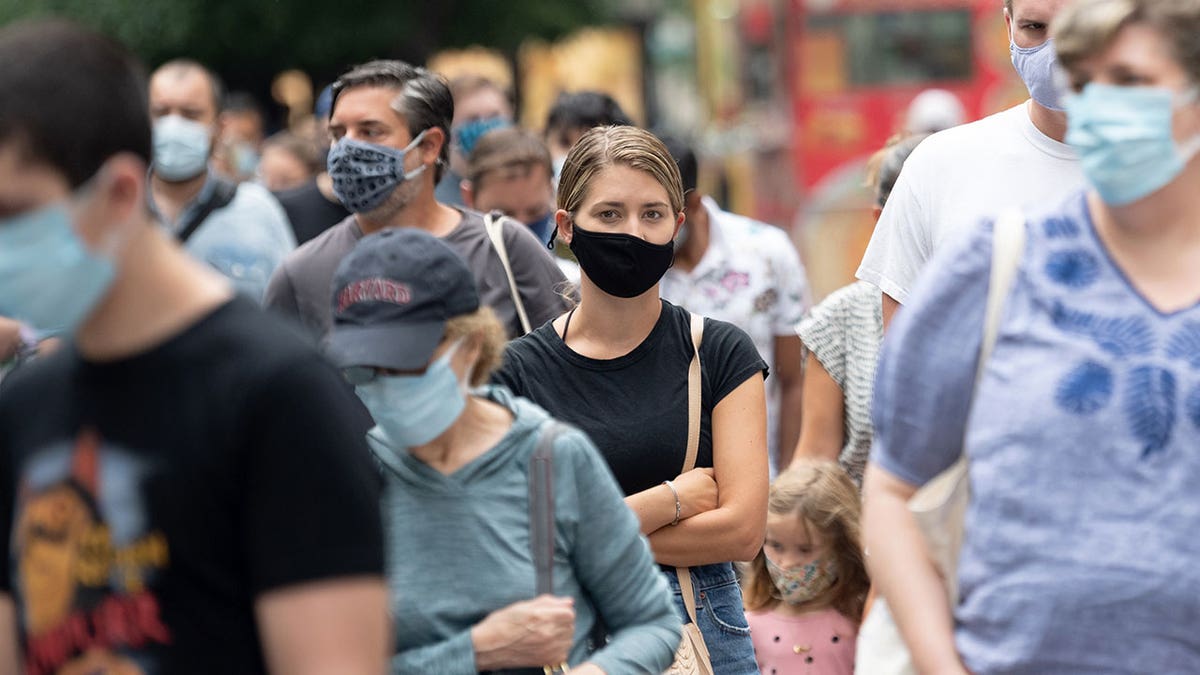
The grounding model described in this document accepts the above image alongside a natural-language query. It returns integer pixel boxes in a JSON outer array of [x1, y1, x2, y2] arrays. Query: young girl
[[743, 460, 870, 674]]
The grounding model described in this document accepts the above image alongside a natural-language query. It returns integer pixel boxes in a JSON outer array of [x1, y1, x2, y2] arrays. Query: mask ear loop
[[401, 129, 431, 181], [1173, 87, 1200, 163]]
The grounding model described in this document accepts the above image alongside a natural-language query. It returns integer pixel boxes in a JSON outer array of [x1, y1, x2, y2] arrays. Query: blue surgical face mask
[[525, 212, 556, 246], [327, 130, 428, 214], [355, 340, 468, 450], [454, 116, 511, 158], [153, 114, 212, 181], [1011, 38, 1065, 112], [0, 198, 118, 336], [1066, 83, 1200, 206]]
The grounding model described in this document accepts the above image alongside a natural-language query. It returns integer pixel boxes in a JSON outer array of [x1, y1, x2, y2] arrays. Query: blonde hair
[[1054, 0, 1200, 84], [443, 305, 507, 386], [741, 461, 870, 621], [555, 125, 685, 216]]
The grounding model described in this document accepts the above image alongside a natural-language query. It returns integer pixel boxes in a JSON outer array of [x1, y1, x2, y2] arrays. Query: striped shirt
[[796, 280, 882, 484]]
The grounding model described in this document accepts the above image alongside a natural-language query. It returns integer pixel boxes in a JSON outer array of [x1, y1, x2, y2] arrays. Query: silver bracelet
[[662, 480, 681, 526]]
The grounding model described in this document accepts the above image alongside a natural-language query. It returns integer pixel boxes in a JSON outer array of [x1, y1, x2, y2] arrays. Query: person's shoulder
[[282, 215, 358, 265], [1018, 188, 1091, 243], [505, 320, 560, 359], [273, 180, 320, 208], [0, 349, 74, 409], [224, 180, 285, 214], [903, 104, 1027, 167], [200, 297, 321, 361]]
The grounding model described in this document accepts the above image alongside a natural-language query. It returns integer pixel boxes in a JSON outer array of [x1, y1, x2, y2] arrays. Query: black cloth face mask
[[568, 222, 675, 298]]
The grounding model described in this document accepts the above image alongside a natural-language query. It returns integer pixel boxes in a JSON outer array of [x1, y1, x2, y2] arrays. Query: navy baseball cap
[[327, 228, 480, 371]]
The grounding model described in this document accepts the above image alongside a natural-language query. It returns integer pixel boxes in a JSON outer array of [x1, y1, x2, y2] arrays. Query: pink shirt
[[747, 607, 858, 675]]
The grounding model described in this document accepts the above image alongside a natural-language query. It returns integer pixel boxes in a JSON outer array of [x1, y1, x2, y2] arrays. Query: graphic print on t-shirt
[[13, 427, 170, 675]]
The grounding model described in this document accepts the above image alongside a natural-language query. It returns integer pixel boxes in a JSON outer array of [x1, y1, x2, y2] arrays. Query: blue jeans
[[664, 562, 759, 674]]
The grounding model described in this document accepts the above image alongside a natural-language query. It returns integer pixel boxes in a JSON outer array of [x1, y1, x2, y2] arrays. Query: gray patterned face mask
[[327, 130, 427, 213]]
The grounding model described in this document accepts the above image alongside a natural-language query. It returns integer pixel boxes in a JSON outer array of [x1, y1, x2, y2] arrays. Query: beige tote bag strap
[[484, 211, 534, 335], [682, 312, 704, 473], [676, 312, 707, 627]]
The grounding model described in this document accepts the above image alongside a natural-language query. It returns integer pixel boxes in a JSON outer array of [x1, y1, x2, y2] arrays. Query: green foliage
[[0, 0, 612, 80]]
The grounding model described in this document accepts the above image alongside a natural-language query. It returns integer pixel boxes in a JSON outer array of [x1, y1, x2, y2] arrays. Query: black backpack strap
[[529, 421, 564, 596], [177, 177, 239, 243]]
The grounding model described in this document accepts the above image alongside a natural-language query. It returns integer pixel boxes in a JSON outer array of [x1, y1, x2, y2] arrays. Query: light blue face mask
[[454, 116, 511, 158], [327, 131, 428, 214], [355, 340, 467, 451], [1011, 38, 1065, 112], [0, 200, 117, 336], [1066, 83, 1200, 206], [153, 114, 212, 181]]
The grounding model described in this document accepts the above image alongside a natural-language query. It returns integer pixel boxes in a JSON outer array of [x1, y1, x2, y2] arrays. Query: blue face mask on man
[[0, 192, 118, 336], [1011, 38, 1065, 111], [1066, 83, 1200, 206], [327, 130, 428, 214], [454, 116, 511, 159], [354, 340, 468, 451], [525, 212, 556, 247]]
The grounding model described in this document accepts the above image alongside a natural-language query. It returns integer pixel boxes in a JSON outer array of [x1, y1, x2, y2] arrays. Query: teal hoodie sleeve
[[557, 429, 683, 673], [390, 629, 476, 674]]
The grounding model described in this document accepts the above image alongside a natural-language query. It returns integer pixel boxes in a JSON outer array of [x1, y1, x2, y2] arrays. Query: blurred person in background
[[791, 133, 929, 485], [329, 228, 680, 673], [495, 126, 768, 673], [660, 136, 810, 475], [0, 20, 389, 674], [864, 0, 1200, 671], [463, 126, 581, 282], [147, 59, 296, 301], [543, 91, 633, 183], [904, 89, 966, 134], [265, 60, 569, 341], [857, 0, 1083, 329], [434, 75, 514, 207], [275, 84, 351, 246], [215, 91, 267, 182], [258, 132, 321, 193]]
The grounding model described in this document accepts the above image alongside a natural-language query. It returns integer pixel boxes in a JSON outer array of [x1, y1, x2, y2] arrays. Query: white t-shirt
[[661, 196, 811, 471], [856, 102, 1082, 303]]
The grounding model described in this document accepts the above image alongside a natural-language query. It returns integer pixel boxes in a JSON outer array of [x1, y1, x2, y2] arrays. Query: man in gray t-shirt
[[265, 59, 569, 341]]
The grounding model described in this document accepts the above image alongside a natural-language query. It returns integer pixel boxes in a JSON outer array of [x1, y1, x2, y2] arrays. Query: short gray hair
[[331, 60, 454, 182]]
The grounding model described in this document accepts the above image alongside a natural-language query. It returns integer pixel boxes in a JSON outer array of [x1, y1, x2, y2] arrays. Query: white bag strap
[[484, 212, 534, 335], [978, 208, 1026, 381]]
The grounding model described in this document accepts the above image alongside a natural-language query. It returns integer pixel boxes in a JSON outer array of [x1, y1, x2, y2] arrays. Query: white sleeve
[[855, 152, 933, 305], [765, 230, 811, 336]]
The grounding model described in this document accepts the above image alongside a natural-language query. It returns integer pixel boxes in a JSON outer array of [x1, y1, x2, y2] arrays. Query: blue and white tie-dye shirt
[[872, 190, 1200, 675]]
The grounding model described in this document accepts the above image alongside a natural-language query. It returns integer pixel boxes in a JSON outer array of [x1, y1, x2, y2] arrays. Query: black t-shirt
[[494, 300, 767, 496], [275, 179, 350, 245], [0, 298, 384, 674]]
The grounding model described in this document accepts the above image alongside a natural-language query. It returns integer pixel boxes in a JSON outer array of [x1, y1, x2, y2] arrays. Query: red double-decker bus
[[785, 0, 1026, 296]]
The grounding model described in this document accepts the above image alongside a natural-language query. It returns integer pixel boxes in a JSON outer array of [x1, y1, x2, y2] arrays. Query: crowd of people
[[1, 0, 1199, 672]]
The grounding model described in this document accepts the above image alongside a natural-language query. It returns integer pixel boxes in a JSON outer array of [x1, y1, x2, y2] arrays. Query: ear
[[96, 152, 147, 227], [871, 205, 884, 223], [555, 209, 573, 245], [420, 126, 448, 167], [673, 211, 685, 239], [460, 180, 475, 209], [1003, 7, 1013, 37]]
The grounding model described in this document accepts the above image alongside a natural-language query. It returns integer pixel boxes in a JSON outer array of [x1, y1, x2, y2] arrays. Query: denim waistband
[[661, 561, 739, 591]]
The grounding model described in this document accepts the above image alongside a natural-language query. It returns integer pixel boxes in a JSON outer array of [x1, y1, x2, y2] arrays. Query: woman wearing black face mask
[[494, 125, 769, 673]]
